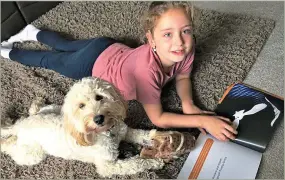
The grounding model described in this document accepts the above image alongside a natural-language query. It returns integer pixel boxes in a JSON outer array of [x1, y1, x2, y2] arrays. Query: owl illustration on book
[[229, 84, 281, 130]]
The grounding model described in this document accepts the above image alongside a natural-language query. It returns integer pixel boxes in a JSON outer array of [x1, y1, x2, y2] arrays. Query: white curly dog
[[1, 77, 164, 177]]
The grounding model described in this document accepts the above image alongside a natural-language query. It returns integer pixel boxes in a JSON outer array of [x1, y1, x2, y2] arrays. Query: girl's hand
[[182, 102, 214, 135], [201, 116, 238, 141]]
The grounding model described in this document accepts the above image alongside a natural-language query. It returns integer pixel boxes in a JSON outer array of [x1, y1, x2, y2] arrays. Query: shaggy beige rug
[[0, 1, 275, 179]]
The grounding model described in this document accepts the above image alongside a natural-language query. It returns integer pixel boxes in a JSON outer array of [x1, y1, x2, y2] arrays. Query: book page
[[177, 134, 262, 179]]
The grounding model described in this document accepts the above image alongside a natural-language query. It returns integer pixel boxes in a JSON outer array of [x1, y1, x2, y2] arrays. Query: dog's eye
[[79, 103, 85, 109], [95, 95, 103, 101]]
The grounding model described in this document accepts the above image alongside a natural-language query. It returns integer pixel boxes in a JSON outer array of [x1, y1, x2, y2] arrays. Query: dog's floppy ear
[[109, 85, 128, 119], [63, 115, 91, 146], [114, 87, 128, 113]]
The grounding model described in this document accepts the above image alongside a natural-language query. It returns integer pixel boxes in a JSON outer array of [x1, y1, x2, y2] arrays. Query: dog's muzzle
[[94, 115, 105, 125]]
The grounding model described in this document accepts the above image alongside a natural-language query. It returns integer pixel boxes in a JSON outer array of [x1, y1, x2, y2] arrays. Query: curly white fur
[[1, 77, 164, 177]]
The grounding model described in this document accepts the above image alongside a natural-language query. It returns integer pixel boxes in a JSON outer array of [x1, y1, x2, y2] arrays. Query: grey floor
[[192, 1, 284, 179]]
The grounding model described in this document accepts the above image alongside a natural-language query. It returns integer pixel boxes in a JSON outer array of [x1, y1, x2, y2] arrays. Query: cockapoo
[[1, 77, 165, 177]]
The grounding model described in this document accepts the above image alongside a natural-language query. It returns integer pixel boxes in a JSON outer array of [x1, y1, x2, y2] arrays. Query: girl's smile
[[171, 49, 185, 56]]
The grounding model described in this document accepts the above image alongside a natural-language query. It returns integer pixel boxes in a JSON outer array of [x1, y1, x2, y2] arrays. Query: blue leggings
[[9, 30, 116, 79]]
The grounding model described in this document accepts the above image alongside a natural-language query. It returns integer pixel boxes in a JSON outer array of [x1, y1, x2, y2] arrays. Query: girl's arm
[[173, 73, 238, 140], [143, 103, 237, 141], [175, 73, 203, 114]]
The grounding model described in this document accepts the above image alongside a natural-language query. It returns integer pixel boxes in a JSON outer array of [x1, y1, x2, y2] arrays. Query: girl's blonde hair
[[141, 1, 194, 39]]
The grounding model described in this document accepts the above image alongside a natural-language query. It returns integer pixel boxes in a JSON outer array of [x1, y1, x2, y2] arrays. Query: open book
[[177, 83, 284, 179]]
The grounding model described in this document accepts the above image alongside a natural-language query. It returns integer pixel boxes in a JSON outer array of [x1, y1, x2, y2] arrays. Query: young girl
[[1, 1, 237, 141]]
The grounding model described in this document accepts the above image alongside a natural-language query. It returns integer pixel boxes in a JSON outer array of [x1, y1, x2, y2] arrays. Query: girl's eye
[[95, 95, 103, 101], [163, 33, 171, 37], [183, 29, 192, 34], [79, 103, 85, 109]]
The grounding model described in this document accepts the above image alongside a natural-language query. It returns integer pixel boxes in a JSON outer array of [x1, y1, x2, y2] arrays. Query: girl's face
[[147, 8, 194, 68]]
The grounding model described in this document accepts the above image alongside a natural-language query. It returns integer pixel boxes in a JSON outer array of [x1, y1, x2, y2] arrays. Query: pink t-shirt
[[92, 43, 194, 104]]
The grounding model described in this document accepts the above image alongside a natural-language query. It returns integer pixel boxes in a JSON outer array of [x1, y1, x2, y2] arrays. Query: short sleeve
[[135, 71, 161, 104]]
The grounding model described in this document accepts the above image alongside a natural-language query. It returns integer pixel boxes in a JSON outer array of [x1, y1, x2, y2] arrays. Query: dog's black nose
[[94, 115, 104, 125]]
